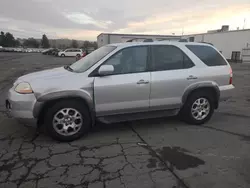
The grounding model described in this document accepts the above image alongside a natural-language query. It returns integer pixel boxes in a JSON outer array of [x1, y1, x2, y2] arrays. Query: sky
[[0, 0, 249, 40]]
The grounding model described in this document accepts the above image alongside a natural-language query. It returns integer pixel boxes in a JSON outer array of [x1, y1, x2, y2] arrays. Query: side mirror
[[98, 65, 114, 76]]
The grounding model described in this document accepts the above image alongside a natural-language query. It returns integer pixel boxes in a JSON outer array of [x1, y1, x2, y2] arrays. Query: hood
[[17, 67, 73, 83]]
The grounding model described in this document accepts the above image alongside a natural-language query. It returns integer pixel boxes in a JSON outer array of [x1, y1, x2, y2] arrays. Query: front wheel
[[180, 91, 214, 125], [61, 54, 65, 57], [45, 100, 91, 141]]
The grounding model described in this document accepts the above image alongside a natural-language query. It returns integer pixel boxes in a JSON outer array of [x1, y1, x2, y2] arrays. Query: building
[[97, 26, 250, 62], [97, 33, 181, 47], [184, 26, 250, 62]]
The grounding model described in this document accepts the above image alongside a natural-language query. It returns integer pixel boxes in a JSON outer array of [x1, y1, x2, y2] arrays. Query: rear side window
[[151, 45, 194, 71], [186, 45, 227, 66]]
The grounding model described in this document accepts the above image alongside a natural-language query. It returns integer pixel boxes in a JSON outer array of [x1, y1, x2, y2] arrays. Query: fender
[[182, 81, 220, 106], [33, 89, 94, 118]]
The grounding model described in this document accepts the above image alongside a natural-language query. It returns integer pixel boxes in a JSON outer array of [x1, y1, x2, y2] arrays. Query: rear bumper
[[219, 84, 235, 101], [6, 87, 37, 127]]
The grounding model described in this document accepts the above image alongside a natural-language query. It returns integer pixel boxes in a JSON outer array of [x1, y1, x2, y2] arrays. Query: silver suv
[[6, 42, 234, 141]]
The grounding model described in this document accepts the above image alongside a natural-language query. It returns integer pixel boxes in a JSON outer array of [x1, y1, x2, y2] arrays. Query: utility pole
[[243, 18, 246, 29]]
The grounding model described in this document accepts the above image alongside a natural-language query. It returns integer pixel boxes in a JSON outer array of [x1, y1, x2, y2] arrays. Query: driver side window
[[104, 46, 148, 75]]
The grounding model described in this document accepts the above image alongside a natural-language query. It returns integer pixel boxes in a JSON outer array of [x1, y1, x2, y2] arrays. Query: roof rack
[[178, 39, 188, 42], [143, 39, 153, 42], [200, 42, 214, 46]]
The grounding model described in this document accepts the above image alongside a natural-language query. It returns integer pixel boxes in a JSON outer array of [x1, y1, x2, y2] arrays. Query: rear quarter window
[[186, 45, 227, 66]]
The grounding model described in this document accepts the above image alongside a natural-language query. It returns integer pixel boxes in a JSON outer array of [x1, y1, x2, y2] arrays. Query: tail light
[[229, 67, 233, 85]]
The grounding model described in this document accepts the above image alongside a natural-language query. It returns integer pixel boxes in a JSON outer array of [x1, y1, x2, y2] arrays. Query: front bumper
[[6, 87, 37, 127]]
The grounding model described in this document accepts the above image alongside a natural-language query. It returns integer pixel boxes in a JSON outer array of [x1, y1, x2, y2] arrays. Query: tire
[[180, 90, 214, 125], [45, 100, 91, 142], [61, 54, 65, 57]]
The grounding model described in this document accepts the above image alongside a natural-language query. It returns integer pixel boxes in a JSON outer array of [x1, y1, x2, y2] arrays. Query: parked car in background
[[6, 42, 234, 141], [58, 48, 82, 57], [0, 47, 43, 53], [42, 48, 53, 55], [75, 50, 88, 61], [52, 49, 61, 56], [42, 48, 60, 55], [0, 46, 3, 52]]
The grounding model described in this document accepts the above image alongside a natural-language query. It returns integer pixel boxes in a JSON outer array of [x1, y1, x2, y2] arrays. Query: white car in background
[[58, 48, 82, 57]]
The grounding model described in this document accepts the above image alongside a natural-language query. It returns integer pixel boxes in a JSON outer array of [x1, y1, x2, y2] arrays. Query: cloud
[[114, 3, 250, 35], [0, 0, 102, 30], [66, 12, 113, 29], [0, 0, 249, 40], [57, 29, 101, 40]]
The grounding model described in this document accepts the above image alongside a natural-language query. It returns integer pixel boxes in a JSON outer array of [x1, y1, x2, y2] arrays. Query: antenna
[[243, 18, 246, 29]]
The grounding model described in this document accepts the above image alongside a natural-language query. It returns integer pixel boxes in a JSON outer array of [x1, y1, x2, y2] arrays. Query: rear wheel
[[45, 100, 91, 141], [180, 91, 214, 125]]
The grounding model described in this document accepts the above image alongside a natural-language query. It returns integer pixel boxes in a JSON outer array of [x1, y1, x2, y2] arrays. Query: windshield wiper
[[64, 65, 74, 72]]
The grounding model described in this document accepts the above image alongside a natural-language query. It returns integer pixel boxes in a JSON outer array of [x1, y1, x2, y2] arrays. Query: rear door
[[185, 45, 231, 87], [75, 49, 82, 56], [94, 46, 151, 116], [72, 49, 79, 56], [149, 45, 196, 110], [70, 49, 76, 56]]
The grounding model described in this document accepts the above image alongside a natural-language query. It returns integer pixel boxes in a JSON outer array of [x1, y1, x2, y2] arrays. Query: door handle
[[137, 80, 149, 84], [187, 75, 198, 80]]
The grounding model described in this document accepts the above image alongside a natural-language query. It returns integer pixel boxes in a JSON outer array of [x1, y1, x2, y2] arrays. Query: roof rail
[[179, 39, 188, 42], [200, 42, 214, 46], [143, 39, 153, 42]]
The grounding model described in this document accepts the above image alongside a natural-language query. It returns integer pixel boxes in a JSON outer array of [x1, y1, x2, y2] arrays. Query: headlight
[[15, 82, 33, 94]]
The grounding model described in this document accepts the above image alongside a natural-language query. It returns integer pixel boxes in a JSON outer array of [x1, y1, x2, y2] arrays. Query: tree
[[41, 34, 50, 48], [3, 32, 16, 47], [92, 41, 98, 49], [0, 31, 4, 46], [71, 40, 78, 48], [23, 38, 40, 48], [58, 44, 66, 50], [83, 40, 90, 49], [15, 40, 21, 47]]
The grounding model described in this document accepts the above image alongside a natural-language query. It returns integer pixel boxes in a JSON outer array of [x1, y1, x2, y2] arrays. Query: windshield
[[70, 46, 116, 73]]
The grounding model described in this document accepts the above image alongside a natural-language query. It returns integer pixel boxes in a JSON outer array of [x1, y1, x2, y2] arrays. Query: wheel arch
[[34, 90, 95, 126], [182, 82, 220, 109]]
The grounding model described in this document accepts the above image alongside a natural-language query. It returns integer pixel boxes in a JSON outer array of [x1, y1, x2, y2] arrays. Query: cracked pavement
[[1, 53, 250, 188], [0, 116, 182, 188]]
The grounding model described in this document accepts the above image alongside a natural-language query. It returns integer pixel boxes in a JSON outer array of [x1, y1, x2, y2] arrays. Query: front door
[[94, 46, 151, 116], [64, 49, 71, 56]]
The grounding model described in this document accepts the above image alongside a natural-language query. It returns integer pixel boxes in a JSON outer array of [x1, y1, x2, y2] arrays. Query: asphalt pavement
[[0, 52, 250, 188]]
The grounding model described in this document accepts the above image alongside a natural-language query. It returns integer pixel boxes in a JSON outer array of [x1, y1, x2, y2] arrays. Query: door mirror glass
[[98, 65, 114, 76]]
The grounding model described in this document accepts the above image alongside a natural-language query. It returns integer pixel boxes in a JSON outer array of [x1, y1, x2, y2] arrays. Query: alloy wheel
[[52, 108, 83, 136], [191, 98, 210, 121]]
